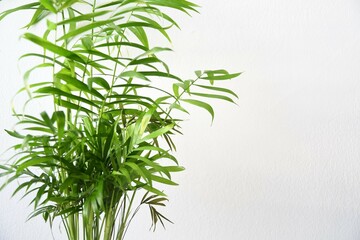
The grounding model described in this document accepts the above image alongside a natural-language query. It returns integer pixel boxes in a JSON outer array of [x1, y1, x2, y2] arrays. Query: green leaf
[[190, 92, 236, 103], [195, 70, 202, 77], [23, 33, 86, 63], [23, 127, 53, 134], [103, 125, 115, 158], [172, 83, 180, 98], [134, 146, 174, 158], [57, 10, 110, 25], [129, 57, 162, 66], [81, 37, 93, 50], [88, 77, 110, 90], [170, 103, 189, 114], [12, 180, 37, 197], [202, 71, 242, 81], [182, 99, 214, 122], [35, 86, 100, 108], [40, 111, 56, 132], [24, 63, 53, 81], [138, 107, 156, 138], [135, 180, 166, 196], [162, 166, 185, 172], [55, 73, 104, 99], [116, 21, 160, 31], [133, 14, 171, 42], [20, 53, 67, 69], [137, 123, 174, 144], [46, 19, 57, 30], [25, 8, 50, 28], [52, 111, 65, 139], [151, 175, 178, 186], [147, 197, 168, 206], [58, 0, 80, 11], [96, 0, 132, 9], [57, 17, 124, 41], [125, 162, 150, 183], [133, 7, 180, 29], [119, 71, 149, 81], [56, 98, 95, 114], [74, 49, 125, 66], [194, 84, 239, 98], [128, 26, 149, 49], [0, 2, 40, 21], [5, 130, 25, 139], [40, 0, 57, 13], [95, 41, 148, 51], [135, 47, 172, 60], [127, 155, 169, 178], [145, 0, 199, 14], [17, 156, 53, 173], [117, 168, 131, 183], [137, 71, 181, 82]]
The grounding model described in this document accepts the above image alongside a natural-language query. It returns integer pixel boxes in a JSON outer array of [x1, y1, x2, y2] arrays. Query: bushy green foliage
[[0, 0, 240, 239]]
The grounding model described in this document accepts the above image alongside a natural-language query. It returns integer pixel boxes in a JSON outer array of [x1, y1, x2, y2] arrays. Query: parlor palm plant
[[0, 0, 240, 239]]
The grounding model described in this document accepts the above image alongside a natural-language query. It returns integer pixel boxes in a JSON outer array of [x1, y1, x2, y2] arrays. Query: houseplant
[[0, 0, 240, 239]]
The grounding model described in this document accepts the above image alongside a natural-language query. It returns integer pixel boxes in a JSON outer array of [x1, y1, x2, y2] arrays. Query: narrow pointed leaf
[[182, 99, 214, 121], [23, 33, 86, 63], [137, 124, 174, 144]]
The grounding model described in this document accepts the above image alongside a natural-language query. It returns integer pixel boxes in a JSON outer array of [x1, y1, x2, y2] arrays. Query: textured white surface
[[1, 0, 360, 239]]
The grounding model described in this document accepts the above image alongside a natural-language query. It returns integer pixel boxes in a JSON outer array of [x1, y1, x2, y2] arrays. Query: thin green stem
[[164, 74, 205, 122], [117, 189, 137, 240]]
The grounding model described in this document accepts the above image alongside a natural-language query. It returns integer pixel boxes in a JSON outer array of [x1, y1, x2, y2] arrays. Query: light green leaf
[[17, 156, 53, 173], [57, 17, 124, 41], [202, 71, 242, 81], [133, 14, 171, 42], [190, 92, 236, 103], [172, 83, 180, 98], [23, 33, 86, 63], [137, 71, 181, 82], [170, 103, 189, 114], [135, 47, 172, 60], [119, 71, 149, 81], [182, 99, 214, 122], [0, 2, 40, 21], [39, 0, 57, 13], [137, 123, 174, 144], [46, 19, 57, 30], [56, 98, 95, 114], [151, 175, 178, 186], [194, 84, 239, 98], [25, 8, 51, 28], [135, 180, 166, 196], [57, 10, 110, 25], [81, 37, 93, 50], [56, 73, 104, 99], [36, 86, 100, 108], [128, 26, 149, 49]]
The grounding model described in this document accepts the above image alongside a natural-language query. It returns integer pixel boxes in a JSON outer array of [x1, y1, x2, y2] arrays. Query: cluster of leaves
[[0, 0, 240, 239]]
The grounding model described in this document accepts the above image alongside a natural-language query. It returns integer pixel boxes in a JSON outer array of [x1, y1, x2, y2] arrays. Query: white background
[[1, 0, 360, 239]]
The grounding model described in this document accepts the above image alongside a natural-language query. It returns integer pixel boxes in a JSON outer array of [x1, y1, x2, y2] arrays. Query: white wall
[[1, 0, 360, 239]]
